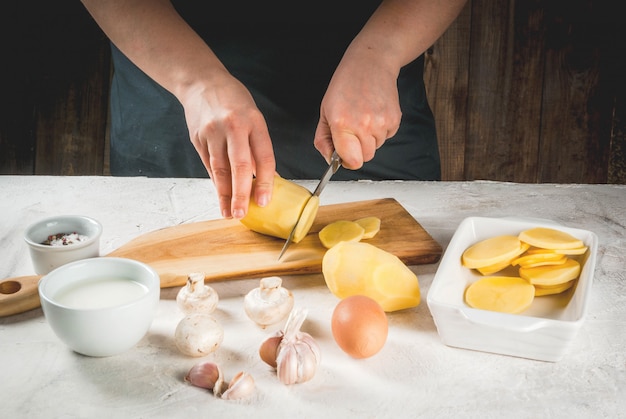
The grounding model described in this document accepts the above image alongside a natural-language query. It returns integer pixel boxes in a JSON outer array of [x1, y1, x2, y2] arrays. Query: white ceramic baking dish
[[427, 216, 598, 362]]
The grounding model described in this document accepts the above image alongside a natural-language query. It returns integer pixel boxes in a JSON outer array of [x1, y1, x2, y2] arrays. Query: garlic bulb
[[177, 272, 219, 314], [185, 361, 225, 396], [244, 276, 294, 327], [221, 371, 256, 400], [174, 313, 224, 357], [260, 308, 321, 385]]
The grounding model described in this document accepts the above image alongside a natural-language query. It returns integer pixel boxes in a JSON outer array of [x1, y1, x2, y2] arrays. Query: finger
[[226, 132, 255, 220], [331, 129, 364, 170], [249, 122, 276, 208], [206, 139, 234, 219]]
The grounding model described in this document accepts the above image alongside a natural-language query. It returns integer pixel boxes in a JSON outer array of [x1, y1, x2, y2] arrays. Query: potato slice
[[293, 195, 320, 243], [517, 257, 568, 269], [322, 241, 420, 312], [354, 216, 381, 239], [526, 246, 588, 256], [461, 235, 528, 269], [476, 258, 514, 275], [319, 220, 365, 249], [465, 276, 535, 314], [519, 258, 581, 286], [511, 252, 567, 267], [518, 227, 584, 250], [553, 246, 588, 255], [534, 280, 575, 296]]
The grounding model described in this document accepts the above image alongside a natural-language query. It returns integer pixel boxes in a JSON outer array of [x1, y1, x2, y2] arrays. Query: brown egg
[[331, 295, 388, 359]]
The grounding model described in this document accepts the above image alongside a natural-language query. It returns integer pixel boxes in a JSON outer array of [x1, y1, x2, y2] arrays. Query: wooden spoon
[[0, 275, 42, 317]]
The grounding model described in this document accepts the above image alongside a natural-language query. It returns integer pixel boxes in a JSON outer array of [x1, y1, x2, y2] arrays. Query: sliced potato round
[[512, 252, 567, 267], [354, 216, 381, 239], [519, 258, 581, 286], [319, 220, 365, 249], [465, 276, 535, 314], [534, 280, 576, 297], [293, 195, 320, 243], [476, 258, 513, 275], [518, 227, 584, 250], [553, 246, 588, 255], [516, 257, 568, 269], [461, 235, 527, 269]]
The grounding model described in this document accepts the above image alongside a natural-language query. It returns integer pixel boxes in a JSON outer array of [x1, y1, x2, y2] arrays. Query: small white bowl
[[38, 257, 160, 357], [24, 215, 102, 275], [427, 216, 597, 362]]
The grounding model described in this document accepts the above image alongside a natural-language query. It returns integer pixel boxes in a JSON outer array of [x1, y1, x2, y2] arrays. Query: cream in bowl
[[38, 257, 160, 357], [24, 215, 103, 275]]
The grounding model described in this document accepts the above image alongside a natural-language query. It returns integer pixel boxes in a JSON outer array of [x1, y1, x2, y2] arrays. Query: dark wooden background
[[2, 0, 624, 183]]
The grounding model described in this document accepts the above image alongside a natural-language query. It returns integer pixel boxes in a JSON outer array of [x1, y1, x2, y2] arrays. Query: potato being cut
[[461, 235, 528, 269], [240, 175, 318, 243], [319, 220, 365, 249], [465, 276, 535, 314], [354, 217, 381, 239], [322, 241, 420, 312], [518, 227, 584, 250]]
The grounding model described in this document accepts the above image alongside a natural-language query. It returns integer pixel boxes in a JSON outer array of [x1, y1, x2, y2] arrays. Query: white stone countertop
[[1, 176, 624, 418]]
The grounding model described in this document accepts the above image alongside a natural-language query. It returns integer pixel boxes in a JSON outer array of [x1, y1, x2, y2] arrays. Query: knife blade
[[278, 150, 342, 260]]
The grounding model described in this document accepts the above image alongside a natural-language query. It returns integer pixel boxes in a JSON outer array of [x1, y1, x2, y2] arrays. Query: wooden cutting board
[[0, 198, 441, 317], [109, 198, 442, 287]]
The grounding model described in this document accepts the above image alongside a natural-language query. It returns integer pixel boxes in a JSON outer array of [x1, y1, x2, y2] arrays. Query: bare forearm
[[80, 0, 226, 101], [346, 0, 467, 74]]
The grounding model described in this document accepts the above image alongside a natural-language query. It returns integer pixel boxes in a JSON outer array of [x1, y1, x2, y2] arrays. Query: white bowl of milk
[[38, 257, 160, 357]]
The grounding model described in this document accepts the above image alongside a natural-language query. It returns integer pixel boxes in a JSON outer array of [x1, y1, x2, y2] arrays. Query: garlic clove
[[244, 276, 294, 328], [295, 340, 319, 383], [221, 371, 256, 400], [276, 342, 300, 385], [185, 361, 224, 394], [259, 333, 283, 368], [177, 272, 219, 314]]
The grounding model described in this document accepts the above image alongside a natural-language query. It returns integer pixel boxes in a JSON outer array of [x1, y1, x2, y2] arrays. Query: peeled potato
[[519, 258, 581, 286], [354, 217, 381, 239], [240, 175, 318, 243], [518, 227, 584, 250], [465, 276, 535, 314], [322, 241, 420, 312], [461, 235, 528, 269], [319, 220, 365, 249]]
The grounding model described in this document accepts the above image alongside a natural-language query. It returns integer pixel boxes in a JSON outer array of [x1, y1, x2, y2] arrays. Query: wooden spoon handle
[[0, 275, 42, 317]]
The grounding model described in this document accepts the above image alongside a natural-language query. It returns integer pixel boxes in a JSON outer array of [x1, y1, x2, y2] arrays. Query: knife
[[278, 150, 342, 260]]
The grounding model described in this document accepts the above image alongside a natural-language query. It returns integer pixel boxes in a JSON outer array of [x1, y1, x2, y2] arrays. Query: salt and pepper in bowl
[[24, 215, 103, 275]]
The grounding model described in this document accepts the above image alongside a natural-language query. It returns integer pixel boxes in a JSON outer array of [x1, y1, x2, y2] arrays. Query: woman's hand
[[181, 69, 276, 219], [313, 51, 401, 169], [80, 0, 276, 219], [314, 0, 467, 168]]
